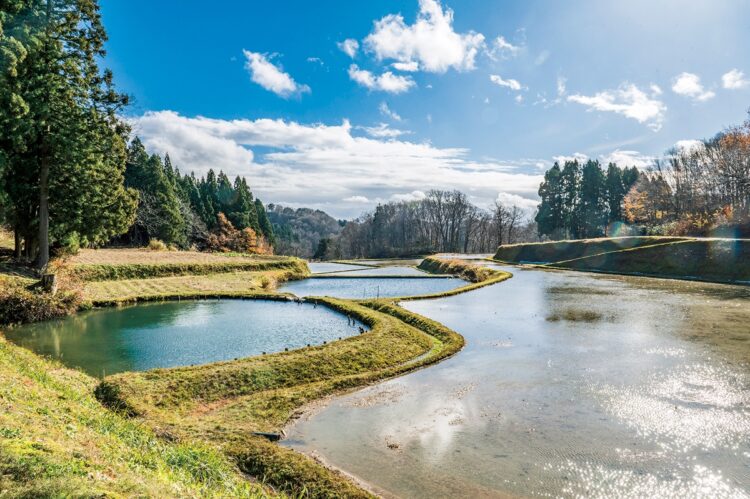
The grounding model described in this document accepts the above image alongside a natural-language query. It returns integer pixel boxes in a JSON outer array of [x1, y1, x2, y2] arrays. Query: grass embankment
[[554, 238, 750, 284], [97, 297, 464, 497], [493, 236, 692, 264], [493, 236, 750, 284], [0, 336, 272, 498], [406, 256, 512, 300]]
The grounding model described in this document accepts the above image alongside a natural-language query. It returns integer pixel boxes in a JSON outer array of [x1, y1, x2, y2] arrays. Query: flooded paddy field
[[279, 276, 465, 299], [285, 265, 750, 498]]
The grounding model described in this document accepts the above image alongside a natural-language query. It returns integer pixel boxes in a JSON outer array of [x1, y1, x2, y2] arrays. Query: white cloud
[[364, 0, 485, 73], [557, 76, 567, 97], [379, 102, 402, 121], [490, 74, 523, 91], [243, 50, 310, 98], [489, 36, 521, 59], [552, 152, 588, 164], [391, 190, 427, 202], [671, 72, 715, 101], [131, 110, 543, 218], [391, 60, 420, 72], [337, 38, 359, 58], [348, 64, 416, 93], [722, 69, 749, 90], [496, 192, 537, 214], [600, 149, 653, 169], [344, 195, 370, 203], [567, 83, 666, 131], [515, 94, 523, 103], [307, 57, 324, 65], [673, 139, 704, 154], [359, 123, 410, 138]]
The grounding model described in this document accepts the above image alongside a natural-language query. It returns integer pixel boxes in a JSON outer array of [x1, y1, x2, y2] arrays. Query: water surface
[[308, 262, 370, 274], [279, 276, 465, 299], [330, 266, 430, 277], [5, 299, 363, 377], [286, 266, 750, 498]]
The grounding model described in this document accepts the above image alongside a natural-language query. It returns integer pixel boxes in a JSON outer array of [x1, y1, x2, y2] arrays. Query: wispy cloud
[[359, 123, 410, 138], [490, 74, 523, 91], [567, 83, 666, 131], [243, 50, 310, 98], [379, 102, 402, 121]]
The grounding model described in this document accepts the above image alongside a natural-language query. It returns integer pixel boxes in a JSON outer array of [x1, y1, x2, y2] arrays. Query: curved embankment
[[93, 256, 507, 497], [96, 297, 463, 498], [494, 237, 750, 284]]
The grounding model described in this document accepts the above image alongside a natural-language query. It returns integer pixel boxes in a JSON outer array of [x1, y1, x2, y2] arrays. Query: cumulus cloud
[[673, 139, 704, 154], [722, 69, 749, 90], [671, 72, 715, 101], [337, 38, 359, 58], [391, 190, 427, 202], [364, 0, 485, 73], [490, 74, 523, 91], [243, 50, 310, 98], [348, 64, 416, 93], [552, 152, 588, 164], [567, 83, 666, 131], [131, 110, 543, 218], [600, 149, 654, 169], [391, 61, 420, 72], [379, 102, 402, 121], [496, 192, 537, 214]]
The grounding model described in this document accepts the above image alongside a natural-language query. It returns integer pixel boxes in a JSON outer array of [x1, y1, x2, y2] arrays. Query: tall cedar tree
[[0, 0, 136, 268]]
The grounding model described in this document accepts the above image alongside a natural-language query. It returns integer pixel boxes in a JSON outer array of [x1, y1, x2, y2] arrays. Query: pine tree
[[578, 160, 607, 237], [0, 0, 137, 267], [605, 163, 625, 223], [535, 162, 564, 238]]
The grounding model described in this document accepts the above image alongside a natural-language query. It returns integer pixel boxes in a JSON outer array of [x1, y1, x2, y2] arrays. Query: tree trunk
[[14, 226, 22, 259], [36, 155, 50, 270]]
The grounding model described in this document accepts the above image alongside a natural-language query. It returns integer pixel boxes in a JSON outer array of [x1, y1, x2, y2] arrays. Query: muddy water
[[285, 266, 750, 498]]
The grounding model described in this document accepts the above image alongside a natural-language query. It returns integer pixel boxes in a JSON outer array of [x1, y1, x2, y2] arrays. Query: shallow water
[[308, 262, 369, 274], [330, 266, 430, 277], [279, 276, 465, 299], [5, 300, 363, 377], [285, 267, 750, 498]]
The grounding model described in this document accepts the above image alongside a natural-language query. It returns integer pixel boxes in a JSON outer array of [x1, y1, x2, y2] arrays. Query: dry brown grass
[[69, 248, 286, 266], [0, 228, 13, 250], [83, 270, 295, 304]]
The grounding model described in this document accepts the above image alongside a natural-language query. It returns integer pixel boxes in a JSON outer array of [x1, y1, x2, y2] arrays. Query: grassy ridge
[[96, 297, 465, 497], [68, 258, 308, 281], [555, 238, 750, 283], [493, 236, 691, 264], [0, 336, 269, 498], [405, 255, 512, 301]]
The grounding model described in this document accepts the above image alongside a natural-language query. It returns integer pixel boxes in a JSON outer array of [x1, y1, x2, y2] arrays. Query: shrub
[[147, 239, 167, 251], [0, 283, 81, 326]]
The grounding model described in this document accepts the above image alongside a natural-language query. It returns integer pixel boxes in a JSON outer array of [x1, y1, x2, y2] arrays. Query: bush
[[147, 239, 167, 251], [0, 283, 81, 326]]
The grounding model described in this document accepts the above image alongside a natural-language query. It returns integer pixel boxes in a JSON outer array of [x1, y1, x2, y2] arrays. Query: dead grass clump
[[546, 309, 605, 323]]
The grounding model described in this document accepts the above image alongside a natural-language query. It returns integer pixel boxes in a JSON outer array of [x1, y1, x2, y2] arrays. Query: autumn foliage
[[206, 213, 272, 254]]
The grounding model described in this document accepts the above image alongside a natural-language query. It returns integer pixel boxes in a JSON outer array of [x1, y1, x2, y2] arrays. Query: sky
[[101, 0, 750, 218]]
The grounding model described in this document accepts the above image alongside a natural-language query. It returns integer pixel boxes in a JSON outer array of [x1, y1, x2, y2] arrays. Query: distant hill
[[267, 204, 343, 258]]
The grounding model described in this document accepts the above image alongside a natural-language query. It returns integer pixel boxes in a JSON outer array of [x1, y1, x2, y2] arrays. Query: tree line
[[313, 190, 535, 260], [535, 161, 639, 239], [0, 0, 274, 268], [624, 114, 750, 235]]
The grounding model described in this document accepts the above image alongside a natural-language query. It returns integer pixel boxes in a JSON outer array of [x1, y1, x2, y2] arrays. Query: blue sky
[[101, 0, 750, 217]]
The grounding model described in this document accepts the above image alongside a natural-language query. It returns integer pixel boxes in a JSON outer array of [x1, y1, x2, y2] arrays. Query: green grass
[[493, 236, 692, 264], [68, 257, 308, 282], [553, 238, 750, 284], [96, 297, 464, 498], [0, 336, 271, 498]]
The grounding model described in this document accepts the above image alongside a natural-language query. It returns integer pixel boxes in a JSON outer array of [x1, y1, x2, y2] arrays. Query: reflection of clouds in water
[[556, 461, 747, 499], [594, 363, 750, 452], [170, 302, 215, 328]]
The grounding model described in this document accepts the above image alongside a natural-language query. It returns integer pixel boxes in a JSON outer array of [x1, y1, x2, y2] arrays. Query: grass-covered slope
[[0, 336, 268, 498], [493, 236, 691, 264], [556, 238, 750, 283], [97, 297, 464, 497]]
